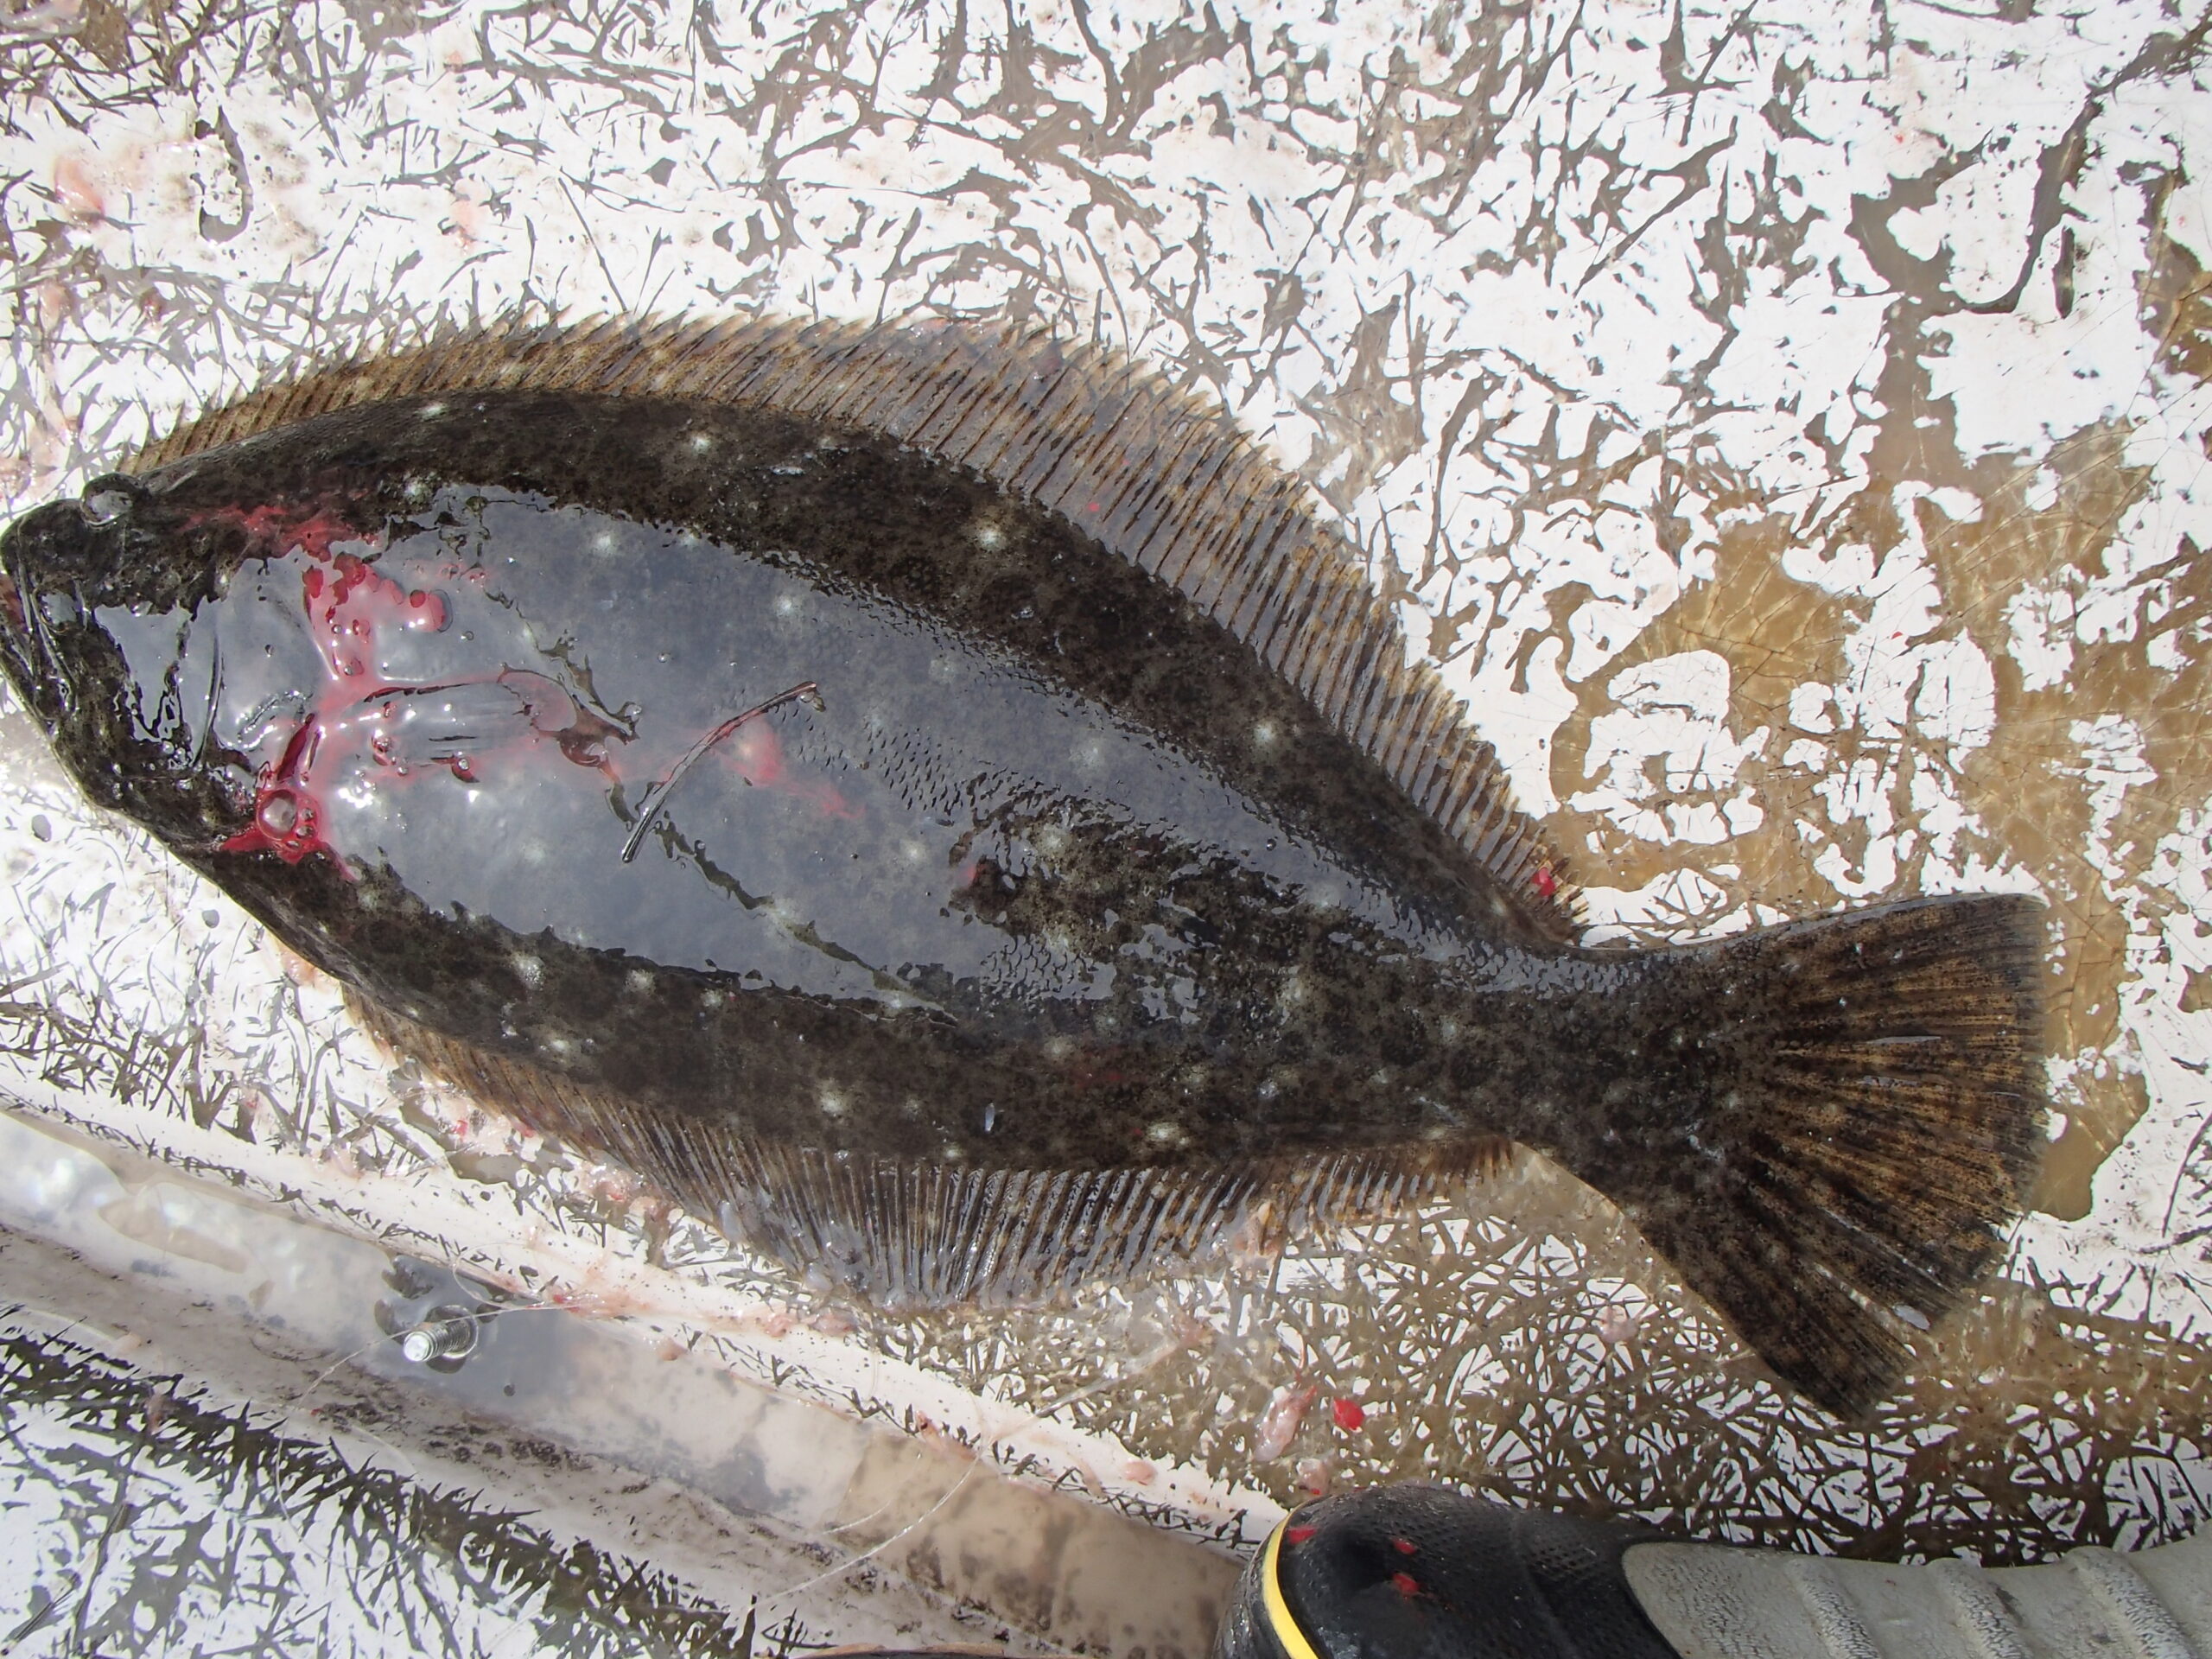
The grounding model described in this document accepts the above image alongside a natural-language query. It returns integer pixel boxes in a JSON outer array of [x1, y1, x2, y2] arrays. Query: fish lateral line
[[619, 680, 825, 864]]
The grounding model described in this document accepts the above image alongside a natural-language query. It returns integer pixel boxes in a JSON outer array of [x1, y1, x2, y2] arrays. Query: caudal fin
[[1580, 893, 2046, 1416]]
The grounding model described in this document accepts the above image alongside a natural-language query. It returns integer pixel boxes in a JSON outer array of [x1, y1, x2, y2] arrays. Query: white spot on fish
[[1146, 1120, 1189, 1148], [818, 1088, 847, 1118], [419, 401, 445, 418], [626, 969, 654, 995], [982, 1104, 996, 1133], [1252, 721, 1278, 747], [689, 431, 715, 452], [970, 521, 1005, 550], [591, 531, 619, 554], [773, 593, 801, 616], [510, 953, 542, 988]]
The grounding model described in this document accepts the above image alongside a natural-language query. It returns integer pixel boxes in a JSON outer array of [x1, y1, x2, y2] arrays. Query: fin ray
[[354, 998, 1505, 1303], [1576, 893, 2047, 1414]]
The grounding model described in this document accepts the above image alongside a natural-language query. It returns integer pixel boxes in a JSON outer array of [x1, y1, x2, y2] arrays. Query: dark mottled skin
[[0, 391, 1667, 1178]]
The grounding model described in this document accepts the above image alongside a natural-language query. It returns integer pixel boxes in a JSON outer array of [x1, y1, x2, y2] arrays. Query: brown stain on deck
[[1543, 226, 2212, 1222]]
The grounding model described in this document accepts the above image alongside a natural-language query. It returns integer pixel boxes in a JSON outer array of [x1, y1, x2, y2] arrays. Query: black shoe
[[1214, 1483, 1679, 1659], [1213, 1483, 2212, 1659]]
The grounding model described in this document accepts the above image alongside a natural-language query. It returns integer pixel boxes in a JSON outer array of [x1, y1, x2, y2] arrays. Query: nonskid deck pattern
[[0, 0, 2205, 1569]]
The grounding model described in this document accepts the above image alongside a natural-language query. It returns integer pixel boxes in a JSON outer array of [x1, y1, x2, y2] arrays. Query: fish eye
[[77, 474, 143, 527]]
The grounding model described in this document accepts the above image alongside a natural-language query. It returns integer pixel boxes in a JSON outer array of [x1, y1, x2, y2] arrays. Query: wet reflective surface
[[0, 0, 2205, 1593]]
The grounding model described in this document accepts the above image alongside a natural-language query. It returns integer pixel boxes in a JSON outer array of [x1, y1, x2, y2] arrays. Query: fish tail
[[1571, 893, 2046, 1416]]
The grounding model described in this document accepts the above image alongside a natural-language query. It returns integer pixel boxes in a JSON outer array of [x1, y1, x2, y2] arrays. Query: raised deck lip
[[0, 1092, 1249, 1659]]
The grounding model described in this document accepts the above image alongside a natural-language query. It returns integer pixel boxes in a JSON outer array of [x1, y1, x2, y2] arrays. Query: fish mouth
[[0, 484, 144, 726]]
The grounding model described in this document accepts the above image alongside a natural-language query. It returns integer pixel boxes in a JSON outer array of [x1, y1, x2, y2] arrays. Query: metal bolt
[[397, 1306, 480, 1364]]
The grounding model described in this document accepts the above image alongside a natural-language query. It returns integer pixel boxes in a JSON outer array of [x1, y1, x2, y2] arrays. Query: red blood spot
[[1286, 1527, 1317, 1546], [720, 721, 858, 819], [296, 550, 453, 683], [1084, 500, 1101, 513], [1390, 1572, 1420, 1598], [1390, 1536, 1416, 1556], [221, 740, 344, 872], [1532, 866, 1558, 899], [213, 521, 469, 873], [192, 501, 365, 563], [1330, 1397, 1365, 1432]]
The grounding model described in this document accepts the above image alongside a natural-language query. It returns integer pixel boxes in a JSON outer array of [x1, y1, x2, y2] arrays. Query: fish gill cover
[[0, 0, 2204, 1561]]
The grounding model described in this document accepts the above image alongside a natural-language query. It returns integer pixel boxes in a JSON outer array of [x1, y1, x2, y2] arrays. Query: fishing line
[[619, 681, 823, 863], [763, 1458, 980, 1608]]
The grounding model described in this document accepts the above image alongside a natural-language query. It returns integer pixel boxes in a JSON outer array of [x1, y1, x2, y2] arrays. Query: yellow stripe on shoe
[[1257, 1519, 1322, 1659]]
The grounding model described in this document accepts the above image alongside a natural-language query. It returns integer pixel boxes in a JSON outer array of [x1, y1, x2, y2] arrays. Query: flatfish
[[0, 320, 2044, 1414]]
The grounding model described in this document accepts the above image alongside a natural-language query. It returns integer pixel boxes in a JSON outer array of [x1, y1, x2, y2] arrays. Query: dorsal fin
[[130, 317, 1580, 934], [359, 1000, 1509, 1302]]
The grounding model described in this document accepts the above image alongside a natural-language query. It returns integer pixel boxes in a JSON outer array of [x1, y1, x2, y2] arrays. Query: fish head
[[1, 473, 157, 732], [0, 470, 259, 845]]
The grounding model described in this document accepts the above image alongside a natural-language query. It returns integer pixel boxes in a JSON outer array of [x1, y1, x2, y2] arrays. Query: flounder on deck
[[0, 320, 2044, 1414]]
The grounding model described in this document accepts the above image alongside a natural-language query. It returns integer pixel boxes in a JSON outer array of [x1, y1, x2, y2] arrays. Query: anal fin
[[349, 996, 1503, 1304]]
